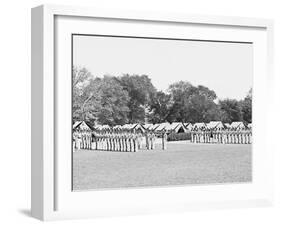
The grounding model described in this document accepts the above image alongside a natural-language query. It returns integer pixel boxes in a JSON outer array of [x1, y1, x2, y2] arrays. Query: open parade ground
[[72, 141, 252, 190]]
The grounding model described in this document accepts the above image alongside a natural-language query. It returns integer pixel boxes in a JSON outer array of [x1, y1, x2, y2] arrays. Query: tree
[[197, 85, 217, 100], [72, 66, 100, 121], [166, 81, 193, 121], [118, 74, 156, 123], [182, 91, 219, 123], [240, 88, 252, 123], [97, 76, 130, 126], [218, 99, 243, 123], [72, 66, 251, 126], [167, 81, 218, 123], [148, 91, 172, 123], [76, 78, 103, 122], [72, 67, 130, 125], [72, 66, 93, 87]]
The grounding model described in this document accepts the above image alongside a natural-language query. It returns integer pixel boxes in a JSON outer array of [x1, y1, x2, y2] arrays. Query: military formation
[[73, 129, 168, 152], [190, 128, 252, 144], [73, 121, 252, 152]]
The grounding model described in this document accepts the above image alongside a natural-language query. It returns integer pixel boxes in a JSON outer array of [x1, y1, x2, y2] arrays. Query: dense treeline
[[73, 66, 252, 126]]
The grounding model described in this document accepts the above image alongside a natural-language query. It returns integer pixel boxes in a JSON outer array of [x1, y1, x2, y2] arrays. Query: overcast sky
[[73, 35, 253, 100]]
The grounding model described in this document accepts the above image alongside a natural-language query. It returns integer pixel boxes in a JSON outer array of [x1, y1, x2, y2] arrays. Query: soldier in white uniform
[[136, 131, 141, 150], [114, 131, 118, 151], [80, 131, 84, 149], [231, 129, 235, 144], [107, 131, 110, 151], [196, 129, 199, 143], [72, 132, 75, 150], [247, 129, 251, 144], [193, 129, 197, 143], [192, 129, 195, 143], [123, 131, 127, 151], [217, 129, 222, 144], [151, 132, 156, 150], [122, 131, 126, 152], [237, 129, 240, 144], [215, 129, 219, 143], [202, 129, 206, 143], [110, 131, 114, 151], [233, 129, 236, 144], [241, 129, 244, 144], [94, 131, 98, 150], [131, 132, 135, 152], [91, 131, 96, 150], [238, 129, 242, 144], [204, 129, 208, 143], [198, 130, 201, 143], [84, 131, 88, 149], [131, 132, 136, 152], [77, 130, 82, 150], [195, 129, 199, 143], [119, 131, 123, 151], [104, 131, 108, 151], [226, 129, 231, 144], [83, 131, 87, 149], [118, 131, 121, 152], [162, 132, 167, 150], [133, 132, 138, 152], [229, 129, 233, 144], [145, 132, 150, 150], [72, 131, 76, 150], [120, 131, 125, 151], [127, 132, 131, 152], [118, 131, 122, 152], [86, 131, 91, 149], [100, 132, 104, 150], [222, 129, 227, 144]]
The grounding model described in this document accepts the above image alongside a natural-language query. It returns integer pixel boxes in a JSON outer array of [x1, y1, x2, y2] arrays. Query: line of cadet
[[190, 128, 252, 144], [73, 129, 168, 151]]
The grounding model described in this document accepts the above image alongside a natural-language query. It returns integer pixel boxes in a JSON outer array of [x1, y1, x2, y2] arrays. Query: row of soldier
[[190, 128, 252, 144], [73, 130, 168, 152]]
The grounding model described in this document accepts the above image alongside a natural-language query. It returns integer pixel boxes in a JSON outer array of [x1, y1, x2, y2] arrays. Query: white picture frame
[[31, 4, 274, 221]]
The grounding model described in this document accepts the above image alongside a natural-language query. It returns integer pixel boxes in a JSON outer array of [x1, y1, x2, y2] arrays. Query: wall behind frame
[[0, 0, 280, 225]]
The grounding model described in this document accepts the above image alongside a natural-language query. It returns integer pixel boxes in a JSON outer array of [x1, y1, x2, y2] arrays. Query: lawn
[[72, 141, 252, 191]]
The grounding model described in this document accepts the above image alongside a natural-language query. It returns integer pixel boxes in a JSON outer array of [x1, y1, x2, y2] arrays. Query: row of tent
[[193, 121, 252, 130], [73, 121, 252, 133]]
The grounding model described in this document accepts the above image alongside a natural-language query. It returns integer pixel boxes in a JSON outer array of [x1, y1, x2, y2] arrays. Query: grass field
[[72, 141, 252, 191]]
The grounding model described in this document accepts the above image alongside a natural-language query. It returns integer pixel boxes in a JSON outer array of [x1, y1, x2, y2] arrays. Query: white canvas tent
[[94, 124, 110, 130], [118, 123, 145, 132], [102, 125, 110, 130], [73, 121, 82, 129], [224, 123, 231, 128], [192, 122, 207, 130], [230, 121, 246, 129], [143, 124, 153, 130], [130, 123, 146, 132], [113, 125, 122, 130], [73, 121, 92, 131], [207, 121, 225, 129], [154, 122, 171, 132], [149, 123, 160, 131], [168, 122, 186, 133], [94, 124, 103, 130], [183, 122, 193, 131], [121, 124, 132, 129]]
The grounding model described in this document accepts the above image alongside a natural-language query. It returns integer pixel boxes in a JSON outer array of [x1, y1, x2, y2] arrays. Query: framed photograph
[[31, 4, 274, 221]]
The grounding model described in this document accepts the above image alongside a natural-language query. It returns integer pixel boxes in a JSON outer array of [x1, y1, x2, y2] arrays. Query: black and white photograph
[[72, 34, 253, 191]]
